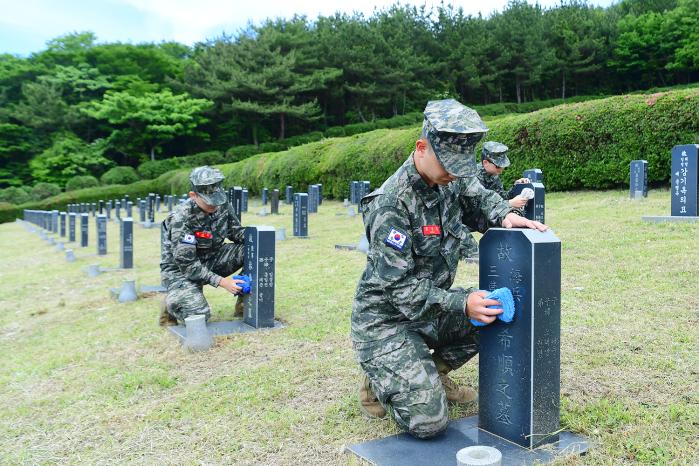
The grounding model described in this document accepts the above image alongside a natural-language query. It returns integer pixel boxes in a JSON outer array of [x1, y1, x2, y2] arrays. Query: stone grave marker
[[671, 144, 698, 216], [629, 160, 648, 199], [60, 212, 66, 237], [478, 228, 561, 449], [523, 168, 543, 183], [120, 218, 133, 269], [262, 187, 269, 205], [317, 183, 323, 205], [285, 185, 293, 204], [511, 182, 545, 223], [242, 189, 249, 212], [126, 201, 133, 218], [293, 193, 308, 237], [233, 186, 243, 219], [139, 200, 147, 223], [105, 200, 111, 220], [308, 184, 319, 213], [69, 213, 76, 242], [80, 213, 88, 247], [51, 210, 58, 233], [148, 193, 156, 223], [243, 226, 276, 328], [271, 189, 280, 214], [96, 214, 107, 255], [99, 200, 105, 214]]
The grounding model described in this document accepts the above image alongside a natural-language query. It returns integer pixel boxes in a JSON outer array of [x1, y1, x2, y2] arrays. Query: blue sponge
[[470, 287, 516, 327], [231, 274, 252, 295]]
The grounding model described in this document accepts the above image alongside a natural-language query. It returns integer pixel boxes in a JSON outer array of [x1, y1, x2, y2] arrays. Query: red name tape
[[195, 231, 212, 239], [422, 225, 441, 236]]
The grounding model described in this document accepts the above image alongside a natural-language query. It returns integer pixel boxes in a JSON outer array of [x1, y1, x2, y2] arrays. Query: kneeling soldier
[[352, 99, 546, 439], [159, 166, 246, 325]]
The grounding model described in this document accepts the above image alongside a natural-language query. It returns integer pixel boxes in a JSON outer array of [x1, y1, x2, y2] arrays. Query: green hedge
[[4, 88, 698, 223]]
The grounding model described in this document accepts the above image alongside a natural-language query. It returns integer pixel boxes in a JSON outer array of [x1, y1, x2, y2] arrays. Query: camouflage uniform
[[160, 167, 244, 322], [477, 141, 515, 201], [351, 100, 515, 439]]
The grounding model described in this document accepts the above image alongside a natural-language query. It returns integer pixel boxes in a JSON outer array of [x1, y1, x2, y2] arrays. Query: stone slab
[[345, 415, 588, 466], [641, 215, 699, 223], [335, 244, 358, 251], [168, 319, 285, 341], [140, 284, 167, 293]]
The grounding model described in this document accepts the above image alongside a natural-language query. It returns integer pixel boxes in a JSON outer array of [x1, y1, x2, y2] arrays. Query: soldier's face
[[483, 159, 503, 176], [189, 191, 219, 214], [415, 139, 456, 186]]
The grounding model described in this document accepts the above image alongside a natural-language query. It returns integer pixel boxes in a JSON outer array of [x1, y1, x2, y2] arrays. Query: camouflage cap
[[482, 141, 510, 168], [189, 166, 227, 206], [422, 99, 488, 177]]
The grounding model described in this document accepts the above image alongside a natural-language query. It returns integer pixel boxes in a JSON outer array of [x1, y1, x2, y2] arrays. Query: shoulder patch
[[181, 233, 197, 245], [384, 228, 408, 251]]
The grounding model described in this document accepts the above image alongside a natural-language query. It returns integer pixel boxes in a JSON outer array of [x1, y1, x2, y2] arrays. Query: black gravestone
[[243, 226, 276, 328], [80, 213, 88, 247], [120, 217, 133, 269], [523, 169, 543, 183], [126, 201, 133, 218], [51, 210, 58, 233], [96, 214, 107, 255], [139, 200, 146, 223], [115, 201, 121, 220], [511, 182, 545, 223], [630, 160, 648, 199], [317, 183, 323, 205], [242, 189, 249, 212], [98, 200, 104, 214], [167, 194, 174, 212], [262, 187, 268, 205], [105, 200, 111, 220], [60, 212, 66, 237], [271, 189, 279, 214], [479, 228, 561, 449], [91, 203, 96, 216], [351, 181, 359, 204], [69, 213, 76, 242], [308, 185, 319, 213], [293, 193, 308, 237], [233, 186, 243, 219], [671, 144, 699, 216], [285, 185, 293, 204], [148, 193, 155, 223], [156, 194, 161, 212]]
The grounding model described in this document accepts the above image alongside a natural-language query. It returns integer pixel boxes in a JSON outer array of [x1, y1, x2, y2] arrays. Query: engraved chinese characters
[[511, 182, 545, 223], [630, 160, 648, 199], [478, 228, 561, 449], [243, 226, 276, 328], [671, 145, 699, 216]]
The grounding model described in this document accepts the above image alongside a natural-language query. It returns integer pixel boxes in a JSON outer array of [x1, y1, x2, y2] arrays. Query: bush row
[[4, 89, 697, 223]]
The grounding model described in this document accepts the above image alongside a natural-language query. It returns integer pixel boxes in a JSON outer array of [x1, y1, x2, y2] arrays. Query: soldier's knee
[[390, 387, 448, 439]]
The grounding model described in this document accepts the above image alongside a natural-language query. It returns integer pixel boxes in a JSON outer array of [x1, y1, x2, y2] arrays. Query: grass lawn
[[0, 189, 697, 464]]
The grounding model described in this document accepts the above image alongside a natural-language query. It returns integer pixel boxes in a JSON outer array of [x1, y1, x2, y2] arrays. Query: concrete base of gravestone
[[86, 264, 101, 277], [456, 446, 502, 466], [168, 319, 285, 342], [275, 228, 286, 241], [641, 215, 699, 223], [65, 250, 76, 262], [345, 415, 588, 466], [182, 315, 214, 352], [48, 237, 55, 245], [140, 284, 167, 293], [357, 234, 369, 254], [630, 191, 646, 200], [334, 244, 358, 251], [141, 221, 157, 229], [55, 242, 65, 251], [116, 280, 138, 303]]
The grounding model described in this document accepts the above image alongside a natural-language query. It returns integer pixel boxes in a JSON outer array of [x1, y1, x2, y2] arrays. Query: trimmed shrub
[[65, 175, 99, 192], [101, 166, 140, 185], [0, 187, 32, 205], [31, 182, 61, 200]]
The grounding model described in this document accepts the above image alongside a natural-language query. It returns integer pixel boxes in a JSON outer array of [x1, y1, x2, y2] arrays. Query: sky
[[0, 0, 617, 56]]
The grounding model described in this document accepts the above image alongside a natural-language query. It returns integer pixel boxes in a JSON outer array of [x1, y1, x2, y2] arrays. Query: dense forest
[[1, 0, 697, 190]]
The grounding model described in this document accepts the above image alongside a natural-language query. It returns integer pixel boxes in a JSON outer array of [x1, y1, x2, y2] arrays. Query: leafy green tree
[[0, 186, 32, 204], [29, 133, 113, 186], [84, 89, 211, 160], [100, 166, 139, 185], [30, 182, 61, 200], [65, 175, 99, 191], [0, 123, 34, 187]]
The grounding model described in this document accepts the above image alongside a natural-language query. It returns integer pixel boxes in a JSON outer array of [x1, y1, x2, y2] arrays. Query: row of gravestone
[[64, 193, 188, 228], [633, 144, 699, 217]]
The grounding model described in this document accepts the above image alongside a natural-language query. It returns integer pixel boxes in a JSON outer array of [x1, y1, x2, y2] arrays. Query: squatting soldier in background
[[352, 99, 547, 439], [159, 166, 247, 325], [477, 141, 531, 208]]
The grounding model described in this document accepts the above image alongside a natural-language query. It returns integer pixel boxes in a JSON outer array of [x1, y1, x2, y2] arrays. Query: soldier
[[352, 99, 546, 439], [477, 141, 530, 209], [159, 166, 247, 326]]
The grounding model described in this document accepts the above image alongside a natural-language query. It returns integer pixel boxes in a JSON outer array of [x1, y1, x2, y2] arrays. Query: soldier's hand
[[466, 291, 502, 325], [514, 177, 530, 184], [219, 277, 243, 294], [508, 196, 528, 209], [502, 213, 548, 232]]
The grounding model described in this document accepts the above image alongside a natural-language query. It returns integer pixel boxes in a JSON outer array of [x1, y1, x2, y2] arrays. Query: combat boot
[[434, 355, 478, 404], [158, 295, 178, 326], [234, 295, 244, 318], [359, 375, 386, 418]]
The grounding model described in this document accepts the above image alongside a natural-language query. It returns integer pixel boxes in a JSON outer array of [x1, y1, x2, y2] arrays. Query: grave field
[[0, 190, 697, 464]]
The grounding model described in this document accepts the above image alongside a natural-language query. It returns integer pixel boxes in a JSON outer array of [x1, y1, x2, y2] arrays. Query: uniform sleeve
[[490, 176, 511, 200], [366, 205, 468, 321], [460, 178, 518, 233], [171, 219, 223, 287], [225, 204, 245, 243]]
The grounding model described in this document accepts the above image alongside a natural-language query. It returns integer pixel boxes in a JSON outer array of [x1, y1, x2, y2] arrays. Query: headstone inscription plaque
[[96, 214, 107, 255], [511, 182, 545, 223], [630, 160, 648, 199], [671, 144, 699, 216], [243, 226, 276, 328], [120, 218, 133, 269], [478, 228, 561, 449], [293, 193, 308, 237]]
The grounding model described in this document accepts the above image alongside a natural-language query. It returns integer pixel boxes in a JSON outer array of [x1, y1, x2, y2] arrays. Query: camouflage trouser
[[354, 311, 479, 439], [164, 243, 244, 323]]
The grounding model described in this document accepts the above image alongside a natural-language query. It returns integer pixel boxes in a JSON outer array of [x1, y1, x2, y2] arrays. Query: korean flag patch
[[182, 233, 197, 245], [385, 228, 408, 251]]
